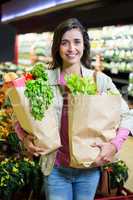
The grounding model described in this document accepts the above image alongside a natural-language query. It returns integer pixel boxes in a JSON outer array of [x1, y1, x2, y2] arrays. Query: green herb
[[24, 63, 54, 120], [65, 74, 97, 95], [31, 62, 48, 81]]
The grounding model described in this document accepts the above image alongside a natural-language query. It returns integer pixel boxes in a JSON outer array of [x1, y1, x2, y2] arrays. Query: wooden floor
[[119, 136, 133, 192]]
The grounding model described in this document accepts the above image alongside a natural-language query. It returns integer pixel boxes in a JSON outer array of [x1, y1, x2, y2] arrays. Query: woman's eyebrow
[[74, 38, 81, 41], [61, 39, 68, 41], [61, 38, 81, 41]]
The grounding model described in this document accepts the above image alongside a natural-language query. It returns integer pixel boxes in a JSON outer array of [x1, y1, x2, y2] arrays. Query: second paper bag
[[68, 94, 121, 168]]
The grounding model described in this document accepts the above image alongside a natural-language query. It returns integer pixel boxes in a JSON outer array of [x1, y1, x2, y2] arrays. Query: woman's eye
[[75, 40, 81, 44], [60, 39, 81, 47], [61, 41, 68, 46]]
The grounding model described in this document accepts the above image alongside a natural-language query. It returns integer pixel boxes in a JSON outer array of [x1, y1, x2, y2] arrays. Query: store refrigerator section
[[89, 25, 133, 105], [18, 32, 53, 68]]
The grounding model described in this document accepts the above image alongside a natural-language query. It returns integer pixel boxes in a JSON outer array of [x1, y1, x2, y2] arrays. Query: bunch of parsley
[[24, 63, 54, 120]]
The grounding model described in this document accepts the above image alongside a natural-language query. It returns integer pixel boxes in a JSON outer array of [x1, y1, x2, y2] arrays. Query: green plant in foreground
[[102, 160, 128, 189], [0, 157, 41, 200]]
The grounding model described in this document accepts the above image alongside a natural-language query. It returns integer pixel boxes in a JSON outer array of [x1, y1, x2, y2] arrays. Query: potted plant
[[99, 159, 129, 197], [104, 160, 128, 188], [0, 157, 41, 200]]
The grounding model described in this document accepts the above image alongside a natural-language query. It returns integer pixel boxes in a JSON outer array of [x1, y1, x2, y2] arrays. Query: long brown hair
[[51, 18, 90, 69]]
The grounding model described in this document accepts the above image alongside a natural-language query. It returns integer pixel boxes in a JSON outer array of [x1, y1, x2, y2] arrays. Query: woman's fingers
[[28, 144, 45, 155], [91, 142, 103, 148], [93, 142, 117, 166], [24, 135, 46, 156]]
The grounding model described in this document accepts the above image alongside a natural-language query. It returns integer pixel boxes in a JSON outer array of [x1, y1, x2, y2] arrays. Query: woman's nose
[[68, 43, 75, 51]]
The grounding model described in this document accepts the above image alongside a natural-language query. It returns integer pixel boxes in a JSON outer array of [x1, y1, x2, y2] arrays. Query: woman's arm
[[94, 73, 132, 166], [14, 121, 26, 141], [103, 76, 131, 148], [110, 128, 129, 152]]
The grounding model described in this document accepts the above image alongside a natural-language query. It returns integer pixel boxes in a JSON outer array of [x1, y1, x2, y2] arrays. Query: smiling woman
[[14, 18, 133, 200], [51, 18, 90, 70]]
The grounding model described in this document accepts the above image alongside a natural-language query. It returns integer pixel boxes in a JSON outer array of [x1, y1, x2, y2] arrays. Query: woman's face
[[59, 28, 84, 67]]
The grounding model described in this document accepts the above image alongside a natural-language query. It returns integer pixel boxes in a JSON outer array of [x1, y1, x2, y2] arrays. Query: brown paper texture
[[68, 94, 121, 168], [8, 86, 61, 155]]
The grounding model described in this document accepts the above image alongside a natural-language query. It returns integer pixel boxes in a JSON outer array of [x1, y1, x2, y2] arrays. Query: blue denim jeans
[[42, 166, 100, 200]]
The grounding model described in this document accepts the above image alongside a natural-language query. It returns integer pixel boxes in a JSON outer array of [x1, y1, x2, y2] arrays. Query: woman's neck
[[62, 63, 81, 76]]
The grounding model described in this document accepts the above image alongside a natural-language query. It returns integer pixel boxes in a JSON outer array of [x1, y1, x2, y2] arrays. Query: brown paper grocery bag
[[7, 77, 61, 155], [68, 94, 121, 168]]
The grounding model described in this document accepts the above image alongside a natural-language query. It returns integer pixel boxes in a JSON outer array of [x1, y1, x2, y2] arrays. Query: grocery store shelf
[[112, 78, 128, 85], [0, 68, 17, 72], [103, 69, 129, 84]]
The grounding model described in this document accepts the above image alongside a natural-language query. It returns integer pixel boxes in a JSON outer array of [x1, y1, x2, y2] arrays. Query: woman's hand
[[23, 135, 46, 156], [92, 142, 117, 167]]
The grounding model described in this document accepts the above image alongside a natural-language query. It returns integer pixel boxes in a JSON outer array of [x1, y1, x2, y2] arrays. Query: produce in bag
[[65, 73, 121, 168], [7, 63, 61, 155]]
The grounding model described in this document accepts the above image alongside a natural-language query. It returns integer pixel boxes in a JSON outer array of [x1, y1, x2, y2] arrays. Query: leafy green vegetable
[[65, 74, 97, 95], [31, 62, 48, 81], [24, 63, 54, 120]]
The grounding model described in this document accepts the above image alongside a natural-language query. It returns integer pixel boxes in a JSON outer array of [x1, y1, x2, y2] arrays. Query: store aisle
[[119, 136, 133, 191]]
